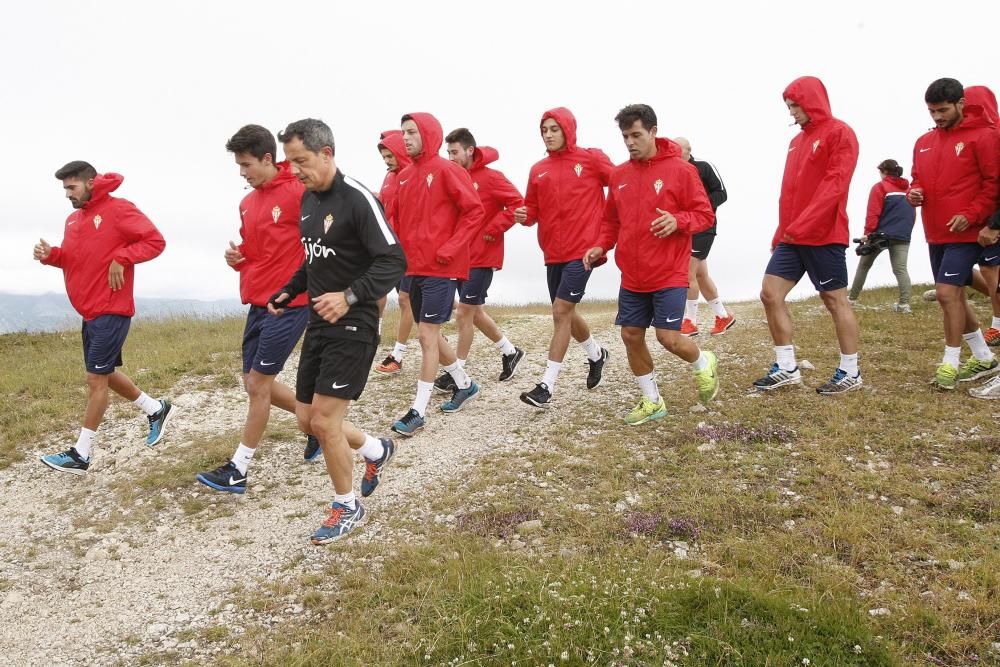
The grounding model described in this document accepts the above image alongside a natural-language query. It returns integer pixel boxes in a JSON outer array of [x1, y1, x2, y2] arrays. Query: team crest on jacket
[[473, 182, 479, 191], [955, 142, 965, 156], [426, 173, 434, 188], [812, 139, 821, 153], [573, 163, 583, 177], [323, 213, 334, 234], [271, 205, 281, 223], [93, 215, 102, 230], [653, 179, 664, 195]]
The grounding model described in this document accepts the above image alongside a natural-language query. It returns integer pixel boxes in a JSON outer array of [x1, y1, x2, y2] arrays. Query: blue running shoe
[[304, 434, 322, 461], [311, 501, 367, 545], [195, 461, 247, 494], [146, 399, 175, 447], [40, 447, 90, 476], [440, 381, 480, 413], [391, 409, 425, 437], [361, 438, 395, 497]]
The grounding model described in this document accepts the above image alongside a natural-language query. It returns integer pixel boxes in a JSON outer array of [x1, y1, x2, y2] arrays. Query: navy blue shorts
[[978, 240, 1000, 267], [459, 268, 494, 305], [691, 232, 716, 259], [929, 243, 980, 286], [242, 305, 308, 375], [616, 287, 687, 330], [765, 243, 847, 292], [546, 259, 592, 303], [82, 314, 131, 375], [408, 276, 458, 324], [296, 331, 377, 403], [396, 275, 413, 293]]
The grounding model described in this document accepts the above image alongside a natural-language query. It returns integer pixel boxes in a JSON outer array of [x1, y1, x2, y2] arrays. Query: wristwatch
[[343, 287, 359, 306]]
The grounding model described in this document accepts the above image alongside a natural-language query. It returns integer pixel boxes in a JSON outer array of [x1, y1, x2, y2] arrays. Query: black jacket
[[689, 157, 727, 235]]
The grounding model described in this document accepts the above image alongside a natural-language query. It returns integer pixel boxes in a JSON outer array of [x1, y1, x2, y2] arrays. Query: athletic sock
[[775, 345, 797, 372], [579, 337, 602, 362], [358, 434, 384, 461], [334, 491, 357, 511], [134, 392, 161, 416], [413, 380, 434, 416], [542, 360, 562, 392], [839, 352, 859, 376], [943, 345, 961, 369], [378, 318, 383, 335], [74, 427, 96, 460], [495, 336, 517, 356], [691, 351, 709, 371], [443, 361, 472, 389], [231, 443, 256, 475], [709, 298, 728, 318], [635, 372, 660, 402], [685, 299, 699, 325], [992, 316, 1000, 330], [391, 342, 407, 362], [457, 358, 466, 369], [963, 330, 993, 361]]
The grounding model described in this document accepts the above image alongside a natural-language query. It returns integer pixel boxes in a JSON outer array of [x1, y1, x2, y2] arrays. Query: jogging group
[[32, 74, 1000, 544]]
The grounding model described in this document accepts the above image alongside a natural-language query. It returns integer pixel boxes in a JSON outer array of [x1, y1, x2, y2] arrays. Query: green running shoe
[[624, 396, 668, 426], [957, 356, 999, 382], [932, 362, 958, 390], [694, 350, 720, 403]]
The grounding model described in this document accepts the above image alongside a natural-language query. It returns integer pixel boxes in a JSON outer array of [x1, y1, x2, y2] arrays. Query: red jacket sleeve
[[590, 149, 614, 186], [783, 126, 859, 241], [864, 182, 884, 236], [232, 207, 248, 273], [523, 167, 539, 226], [958, 131, 1000, 224], [485, 171, 524, 236], [673, 169, 715, 235], [596, 186, 621, 252], [437, 167, 485, 262], [42, 245, 65, 268], [111, 202, 166, 266]]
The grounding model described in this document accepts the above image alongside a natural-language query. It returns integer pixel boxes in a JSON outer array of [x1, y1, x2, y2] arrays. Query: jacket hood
[[885, 174, 909, 189], [471, 146, 499, 170], [84, 172, 124, 208], [964, 85, 998, 127], [260, 161, 297, 190], [644, 137, 682, 162], [540, 107, 578, 153], [378, 130, 412, 171], [402, 112, 443, 162], [783, 76, 832, 126]]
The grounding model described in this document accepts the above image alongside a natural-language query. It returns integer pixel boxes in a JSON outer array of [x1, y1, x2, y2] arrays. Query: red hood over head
[[965, 85, 998, 127], [402, 112, 443, 162], [84, 172, 124, 208], [378, 129, 412, 171], [471, 146, 499, 170], [646, 137, 682, 162], [783, 76, 833, 126], [540, 107, 578, 153]]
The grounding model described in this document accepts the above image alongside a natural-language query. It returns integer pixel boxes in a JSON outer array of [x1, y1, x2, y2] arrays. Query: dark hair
[[615, 104, 657, 131], [925, 78, 964, 104], [877, 159, 904, 178], [278, 118, 335, 156], [54, 160, 97, 181], [445, 128, 476, 149], [226, 124, 277, 162]]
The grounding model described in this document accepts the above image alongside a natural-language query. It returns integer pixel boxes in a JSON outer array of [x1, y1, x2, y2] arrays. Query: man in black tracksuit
[[270, 118, 406, 545]]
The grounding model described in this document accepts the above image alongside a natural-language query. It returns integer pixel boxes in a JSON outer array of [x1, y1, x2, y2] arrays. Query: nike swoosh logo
[[399, 179, 408, 185], [920, 148, 932, 153], [465, 294, 478, 298], [228, 476, 246, 485], [618, 184, 628, 190], [987, 256, 998, 262], [819, 278, 834, 285], [692, 249, 703, 254], [569, 291, 582, 296], [301, 214, 311, 220], [424, 313, 438, 318], [788, 147, 796, 153], [241, 210, 248, 216], [331, 382, 350, 389], [666, 316, 681, 323], [67, 220, 76, 225], [945, 272, 959, 277], [94, 363, 109, 369], [259, 361, 276, 366], [537, 172, 548, 178]]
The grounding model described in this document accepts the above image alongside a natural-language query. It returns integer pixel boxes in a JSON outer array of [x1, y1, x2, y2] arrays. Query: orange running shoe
[[985, 327, 1000, 347], [375, 354, 402, 375], [710, 313, 737, 336], [680, 319, 699, 337]]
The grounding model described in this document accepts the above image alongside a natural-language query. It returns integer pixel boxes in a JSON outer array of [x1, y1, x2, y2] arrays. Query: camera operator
[[848, 159, 916, 312]]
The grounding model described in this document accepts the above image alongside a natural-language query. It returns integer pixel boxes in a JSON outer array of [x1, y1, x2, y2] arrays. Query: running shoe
[[752, 364, 802, 391], [680, 319, 699, 337], [931, 362, 958, 391], [969, 374, 1000, 399], [958, 356, 999, 382], [146, 399, 174, 447], [374, 355, 403, 375], [520, 382, 552, 409], [311, 501, 367, 545], [586, 347, 610, 390], [304, 434, 322, 461], [361, 438, 395, 497], [433, 372, 457, 394], [441, 381, 480, 413], [391, 409, 425, 436], [624, 396, 668, 426], [40, 447, 90, 476], [892, 303, 912, 314], [710, 314, 736, 336], [499, 347, 525, 382], [694, 350, 720, 403], [195, 461, 247, 494], [985, 328, 1000, 346], [815, 368, 863, 395]]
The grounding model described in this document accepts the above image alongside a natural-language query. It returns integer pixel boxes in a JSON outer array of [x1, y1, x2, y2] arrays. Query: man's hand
[[312, 292, 349, 323], [267, 292, 289, 316], [978, 226, 1000, 247], [225, 240, 245, 266], [650, 208, 677, 238], [435, 252, 451, 265], [907, 188, 924, 206], [948, 214, 970, 233], [108, 260, 125, 291], [33, 238, 51, 262], [857, 234, 869, 243], [582, 246, 605, 270], [513, 206, 527, 225]]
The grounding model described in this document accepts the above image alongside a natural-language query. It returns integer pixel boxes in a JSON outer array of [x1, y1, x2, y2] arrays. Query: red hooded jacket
[[231, 162, 308, 308], [774, 77, 859, 249], [377, 130, 412, 231], [523, 107, 614, 264], [42, 173, 165, 321], [597, 138, 714, 292], [910, 88, 1000, 244], [467, 146, 524, 269], [863, 175, 913, 238], [389, 112, 485, 279]]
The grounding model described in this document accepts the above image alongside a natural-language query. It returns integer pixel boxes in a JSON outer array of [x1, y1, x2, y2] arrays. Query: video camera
[[853, 231, 890, 256]]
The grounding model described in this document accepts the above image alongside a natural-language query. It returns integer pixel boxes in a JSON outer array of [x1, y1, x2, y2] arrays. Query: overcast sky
[[2, 1, 998, 306]]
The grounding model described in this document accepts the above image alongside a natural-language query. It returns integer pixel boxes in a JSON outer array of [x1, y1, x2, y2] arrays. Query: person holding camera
[[847, 159, 916, 312]]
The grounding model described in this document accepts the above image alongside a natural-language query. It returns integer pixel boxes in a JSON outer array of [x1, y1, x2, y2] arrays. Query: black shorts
[[765, 242, 848, 292], [241, 305, 308, 375], [408, 276, 458, 324], [546, 259, 592, 303], [616, 287, 687, 330], [929, 242, 980, 286], [295, 331, 377, 403], [458, 268, 494, 305], [81, 314, 130, 375], [691, 232, 716, 259]]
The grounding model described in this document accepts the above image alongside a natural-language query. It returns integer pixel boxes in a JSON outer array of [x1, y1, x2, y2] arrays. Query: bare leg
[[655, 328, 701, 362], [83, 373, 112, 431], [937, 284, 974, 347], [455, 303, 476, 360], [396, 291, 414, 344], [686, 257, 700, 301], [549, 299, 589, 363], [621, 326, 653, 376], [760, 274, 797, 346], [818, 288, 859, 355], [696, 260, 719, 301]]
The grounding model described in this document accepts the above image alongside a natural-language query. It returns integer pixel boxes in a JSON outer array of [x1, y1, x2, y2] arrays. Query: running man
[[513, 107, 614, 408], [386, 113, 485, 436], [673, 137, 735, 337], [196, 125, 316, 495], [269, 118, 406, 544], [755, 76, 862, 395], [36, 161, 171, 474], [907, 78, 1000, 391], [585, 105, 718, 424]]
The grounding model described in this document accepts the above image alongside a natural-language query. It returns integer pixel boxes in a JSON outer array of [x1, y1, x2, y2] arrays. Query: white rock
[[614, 501, 628, 512], [868, 608, 890, 617], [515, 519, 542, 534], [689, 404, 707, 413], [799, 359, 815, 370], [696, 443, 715, 453], [891, 506, 903, 516]]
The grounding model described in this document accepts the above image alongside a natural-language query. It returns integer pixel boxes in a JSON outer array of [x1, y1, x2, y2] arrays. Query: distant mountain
[[0, 292, 245, 334]]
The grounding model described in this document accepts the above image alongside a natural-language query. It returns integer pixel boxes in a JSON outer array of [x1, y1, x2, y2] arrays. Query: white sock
[[358, 434, 384, 461], [495, 336, 516, 356], [839, 352, 859, 376], [457, 358, 466, 369], [334, 491, 357, 510], [685, 299, 699, 324], [992, 316, 1000, 330], [579, 337, 602, 362], [542, 360, 562, 392], [413, 380, 434, 416], [943, 345, 961, 369], [231, 443, 256, 475], [74, 427, 96, 460], [443, 361, 471, 389], [391, 342, 407, 362], [691, 351, 709, 371], [709, 298, 728, 318], [133, 392, 161, 416], [963, 330, 993, 361], [775, 345, 796, 371], [378, 318, 383, 334], [635, 372, 660, 402]]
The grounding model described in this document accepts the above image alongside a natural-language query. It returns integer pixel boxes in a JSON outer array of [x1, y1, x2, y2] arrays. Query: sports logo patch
[[272, 205, 281, 223], [653, 179, 664, 195], [93, 215, 102, 230], [574, 163, 583, 177], [323, 214, 334, 234], [426, 173, 434, 187], [812, 139, 821, 153], [473, 182, 479, 190], [955, 142, 965, 156]]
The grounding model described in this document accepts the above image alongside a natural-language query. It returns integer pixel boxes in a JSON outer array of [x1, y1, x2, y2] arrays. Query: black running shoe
[[520, 382, 552, 409], [586, 347, 610, 390], [361, 438, 395, 497], [304, 434, 321, 461], [195, 461, 247, 494], [434, 371, 457, 394], [499, 347, 525, 382]]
